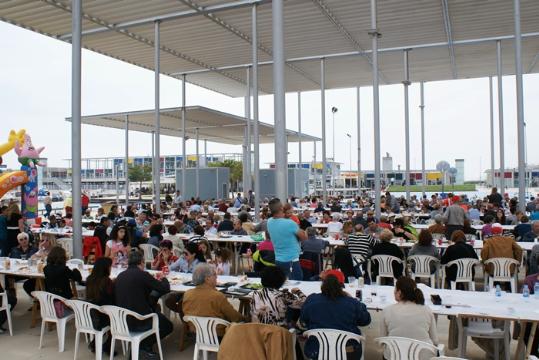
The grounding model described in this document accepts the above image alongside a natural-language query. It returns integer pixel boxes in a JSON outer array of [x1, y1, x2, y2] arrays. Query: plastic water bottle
[[534, 282, 539, 299], [523, 284, 530, 299], [495, 284, 501, 300]]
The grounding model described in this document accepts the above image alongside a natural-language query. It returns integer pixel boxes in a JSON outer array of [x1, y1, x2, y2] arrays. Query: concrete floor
[[0, 286, 516, 359]]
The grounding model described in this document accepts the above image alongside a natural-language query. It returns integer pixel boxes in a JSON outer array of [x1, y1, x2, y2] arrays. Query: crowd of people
[[0, 185, 538, 358]]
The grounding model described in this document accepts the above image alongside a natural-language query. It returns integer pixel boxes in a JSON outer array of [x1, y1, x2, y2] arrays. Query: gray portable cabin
[[176, 167, 229, 201], [259, 168, 310, 200]]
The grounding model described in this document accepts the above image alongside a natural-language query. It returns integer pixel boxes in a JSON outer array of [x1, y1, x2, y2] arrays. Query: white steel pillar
[[71, 0, 82, 259], [245, 66, 251, 192], [181, 74, 187, 199], [124, 115, 129, 208], [496, 40, 505, 195], [356, 87, 361, 190], [195, 128, 199, 198], [298, 92, 302, 168], [154, 20, 161, 213], [272, 0, 287, 201], [403, 50, 411, 202], [514, 0, 526, 211], [321, 59, 327, 204], [420, 82, 426, 197], [489, 77, 495, 187], [252, 3, 260, 218], [370, 0, 382, 218]]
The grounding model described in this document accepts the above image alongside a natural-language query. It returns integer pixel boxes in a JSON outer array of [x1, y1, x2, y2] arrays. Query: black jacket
[[44, 264, 82, 299], [115, 265, 170, 316], [371, 242, 404, 278], [94, 225, 109, 254], [441, 242, 478, 282]]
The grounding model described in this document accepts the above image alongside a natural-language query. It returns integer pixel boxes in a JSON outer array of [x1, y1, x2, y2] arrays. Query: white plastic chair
[[172, 246, 183, 259], [408, 255, 440, 288], [32, 291, 75, 352], [442, 258, 480, 290], [183, 315, 231, 360], [431, 357, 467, 360], [140, 244, 159, 266], [67, 259, 86, 299], [483, 257, 520, 293], [57, 238, 73, 258], [376, 336, 444, 360], [65, 300, 110, 360], [0, 291, 13, 336], [368, 255, 403, 285], [101, 305, 163, 360], [457, 315, 510, 360], [304, 328, 366, 360]]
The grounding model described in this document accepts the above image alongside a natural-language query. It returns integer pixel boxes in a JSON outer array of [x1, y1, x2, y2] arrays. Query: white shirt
[[381, 302, 439, 346]]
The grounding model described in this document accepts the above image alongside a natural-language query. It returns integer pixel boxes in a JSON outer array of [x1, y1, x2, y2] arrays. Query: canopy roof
[[2, 0, 539, 97], [66, 105, 320, 145]]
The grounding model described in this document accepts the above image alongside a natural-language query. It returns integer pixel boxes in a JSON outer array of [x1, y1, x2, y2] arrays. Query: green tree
[[208, 160, 242, 191], [128, 164, 153, 199]]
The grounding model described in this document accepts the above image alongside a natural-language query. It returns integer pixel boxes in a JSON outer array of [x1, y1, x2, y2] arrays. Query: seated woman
[[151, 240, 179, 271], [441, 230, 478, 287], [300, 270, 371, 360], [147, 224, 164, 247], [481, 214, 495, 238], [170, 242, 206, 273], [188, 225, 207, 244], [104, 225, 130, 266], [250, 266, 305, 327], [44, 246, 82, 300], [163, 225, 183, 251], [381, 277, 439, 356], [85, 257, 115, 354], [392, 218, 417, 241], [371, 229, 405, 279], [409, 230, 440, 257]]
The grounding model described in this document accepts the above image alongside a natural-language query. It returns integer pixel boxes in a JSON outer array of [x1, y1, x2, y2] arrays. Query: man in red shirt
[[81, 193, 90, 213]]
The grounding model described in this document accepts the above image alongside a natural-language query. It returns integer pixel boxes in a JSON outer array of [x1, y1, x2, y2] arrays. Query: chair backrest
[[56, 238, 73, 258], [67, 259, 84, 267], [183, 316, 231, 349], [304, 328, 365, 360], [31, 291, 68, 321], [431, 357, 467, 360], [376, 336, 439, 360], [408, 255, 439, 277], [445, 258, 480, 282], [139, 244, 159, 262], [431, 233, 445, 241], [370, 255, 403, 277], [484, 257, 520, 279], [172, 246, 182, 258], [102, 305, 150, 338], [65, 299, 103, 332]]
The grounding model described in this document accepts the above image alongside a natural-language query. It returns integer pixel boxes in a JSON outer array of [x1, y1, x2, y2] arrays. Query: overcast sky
[[1, 21, 538, 182]]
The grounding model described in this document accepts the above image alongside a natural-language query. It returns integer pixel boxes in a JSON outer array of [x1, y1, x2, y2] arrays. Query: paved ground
[[0, 284, 515, 359]]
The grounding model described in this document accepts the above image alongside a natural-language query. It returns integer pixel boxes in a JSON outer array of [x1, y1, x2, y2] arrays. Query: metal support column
[[154, 20, 161, 213], [420, 82, 426, 197], [321, 59, 327, 204], [71, 0, 82, 259], [204, 139, 207, 167], [272, 0, 287, 201], [245, 67, 251, 192], [514, 0, 526, 211], [403, 50, 411, 202], [489, 77, 495, 187], [181, 74, 187, 199], [370, 0, 382, 218], [195, 128, 199, 198], [313, 141, 317, 195], [242, 126, 248, 193], [298, 92, 302, 168], [496, 40, 505, 195], [124, 115, 129, 208], [356, 87, 361, 191], [252, 4, 260, 218]]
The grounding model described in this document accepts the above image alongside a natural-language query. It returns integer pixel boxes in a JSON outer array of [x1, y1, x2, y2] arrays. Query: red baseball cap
[[323, 269, 345, 285]]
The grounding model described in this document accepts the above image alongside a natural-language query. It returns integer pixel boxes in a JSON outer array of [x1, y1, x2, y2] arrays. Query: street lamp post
[[346, 133, 352, 188], [331, 106, 338, 192]]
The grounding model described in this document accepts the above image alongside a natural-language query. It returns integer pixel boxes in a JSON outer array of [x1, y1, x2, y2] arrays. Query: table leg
[[515, 320, 537, 360], [30, 278, 44, 328], [527, 322, 538, 358]]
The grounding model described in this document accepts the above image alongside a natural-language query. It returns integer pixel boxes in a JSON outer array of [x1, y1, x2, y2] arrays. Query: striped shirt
[[346, 233, 378, 258]]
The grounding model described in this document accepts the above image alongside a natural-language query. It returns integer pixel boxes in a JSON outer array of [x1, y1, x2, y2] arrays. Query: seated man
[[428, 214, 446, 236], [346, 224, 378, 260], [521, 220, 539, 242], [182, 263, 244, 335], [481, 224, 523, 277], [115, 250, 172, 359], [301, 227, 329, 254]]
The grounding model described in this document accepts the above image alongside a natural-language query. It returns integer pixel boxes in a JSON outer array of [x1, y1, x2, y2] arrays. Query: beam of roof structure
[[59, 0, 270, 40], [310, 0, 388, 84], [441, 0, 457, 78], [177, 0, 320, 87], [1, 0, 539, 97], [65, 106, 320, 146]]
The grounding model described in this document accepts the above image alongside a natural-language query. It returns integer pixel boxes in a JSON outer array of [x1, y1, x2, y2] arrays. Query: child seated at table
[[151, 240, 178, 271], [214, 247, 232, 276]]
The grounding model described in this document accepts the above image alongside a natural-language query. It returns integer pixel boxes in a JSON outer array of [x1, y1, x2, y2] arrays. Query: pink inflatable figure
[[14, 134, 45, 168]]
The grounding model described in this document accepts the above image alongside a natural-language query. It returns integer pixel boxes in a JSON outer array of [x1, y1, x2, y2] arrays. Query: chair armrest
[[437, 343, 445, 356]]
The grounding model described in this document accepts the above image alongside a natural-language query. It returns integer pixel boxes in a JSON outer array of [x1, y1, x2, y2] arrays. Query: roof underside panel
[[1, 0, 538, 97]]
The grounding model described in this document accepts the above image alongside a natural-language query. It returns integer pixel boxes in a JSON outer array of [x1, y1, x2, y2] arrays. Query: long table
[[0, 263, 536, 359]]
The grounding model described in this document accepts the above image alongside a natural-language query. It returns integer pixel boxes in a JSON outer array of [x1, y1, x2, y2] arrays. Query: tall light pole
[[331, 106, 338, 191], [346, 133, 352, 189]]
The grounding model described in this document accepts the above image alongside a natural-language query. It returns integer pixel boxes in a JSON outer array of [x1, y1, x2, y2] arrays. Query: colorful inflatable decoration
[[0, 130, 45, 220]]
